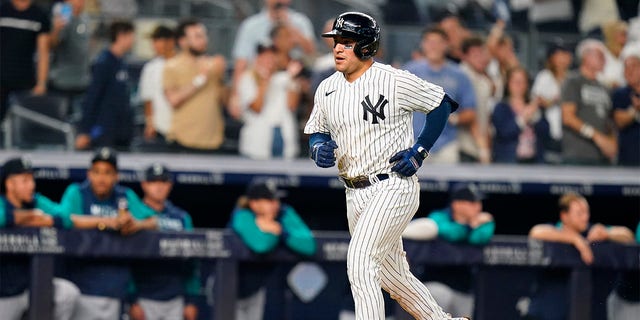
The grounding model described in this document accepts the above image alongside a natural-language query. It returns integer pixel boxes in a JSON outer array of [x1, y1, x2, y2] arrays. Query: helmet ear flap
[[355, 38, 379, 60]]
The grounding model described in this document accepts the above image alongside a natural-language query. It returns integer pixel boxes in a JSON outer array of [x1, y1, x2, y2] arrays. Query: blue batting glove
[[389, 144, 428, 176], [311, 140, 338, 168]]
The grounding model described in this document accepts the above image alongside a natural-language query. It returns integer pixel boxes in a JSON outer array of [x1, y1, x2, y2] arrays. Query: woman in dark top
[[491, 66, 549, 163]]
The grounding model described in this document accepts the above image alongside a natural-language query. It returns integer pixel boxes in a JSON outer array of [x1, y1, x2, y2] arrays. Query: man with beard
[[163, 18, 227, 153]]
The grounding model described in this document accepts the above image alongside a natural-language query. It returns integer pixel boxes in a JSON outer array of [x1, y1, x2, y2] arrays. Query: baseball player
[[0, 156, 80, 320], [59, 147, 156, 320], [129, 163, 199, 320], [304, 11, 468, 320]]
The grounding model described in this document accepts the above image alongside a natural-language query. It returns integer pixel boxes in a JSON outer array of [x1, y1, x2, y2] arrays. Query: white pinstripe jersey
[[304, 62, 445, 178]]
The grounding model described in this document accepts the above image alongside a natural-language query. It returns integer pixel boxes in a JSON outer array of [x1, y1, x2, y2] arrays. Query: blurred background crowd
[[1, 0, 639, 167]]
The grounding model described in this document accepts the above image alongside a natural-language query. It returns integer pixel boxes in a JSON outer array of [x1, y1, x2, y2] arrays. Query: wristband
[[579, 124, 595, 139], [416, 145, 429, 160], [192, 74, 206, 88]]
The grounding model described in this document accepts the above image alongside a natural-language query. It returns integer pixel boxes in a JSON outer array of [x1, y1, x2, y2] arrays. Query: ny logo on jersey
[[361, 94, 388, 124]]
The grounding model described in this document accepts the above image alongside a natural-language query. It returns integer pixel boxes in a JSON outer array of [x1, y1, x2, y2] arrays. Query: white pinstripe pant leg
[[346, 176, 447, 320], [379, 240, 448, 320]]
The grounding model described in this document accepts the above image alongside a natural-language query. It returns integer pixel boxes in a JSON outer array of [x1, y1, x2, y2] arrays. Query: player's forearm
[[70, 215, 112, 229], [608, 227, 635, 243], [529, 225, 581, 245], [284, 231, 316, 256], [468, 222, 495, 245], [416, 96, 452, 150]]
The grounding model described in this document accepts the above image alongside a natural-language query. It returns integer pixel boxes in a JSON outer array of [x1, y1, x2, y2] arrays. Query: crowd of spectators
[[0, 0, 638, 167]]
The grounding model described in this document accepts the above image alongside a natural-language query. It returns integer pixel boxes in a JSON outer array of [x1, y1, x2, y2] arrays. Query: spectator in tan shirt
[[163, 18, 227, 153]]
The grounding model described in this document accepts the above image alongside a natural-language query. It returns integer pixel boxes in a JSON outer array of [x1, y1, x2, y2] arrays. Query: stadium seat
[[3, 92, 75, 150]]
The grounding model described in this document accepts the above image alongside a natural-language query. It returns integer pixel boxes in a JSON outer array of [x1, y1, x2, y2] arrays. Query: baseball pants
[[71, 295, 120, 320], [0, 278, 80, 320], [345, 174, 448, 320], [607, 291, 640, 320], [425, 282, 473, 317], [138, 296, 184, 320], [236, 287, 266, 320]]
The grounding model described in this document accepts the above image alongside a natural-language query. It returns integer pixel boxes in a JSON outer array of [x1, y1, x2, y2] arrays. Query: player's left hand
[[389, 144, 426, 176]]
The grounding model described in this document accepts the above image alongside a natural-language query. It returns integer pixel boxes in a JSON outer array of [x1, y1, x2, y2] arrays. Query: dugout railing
[[0, 228, 638, 320]]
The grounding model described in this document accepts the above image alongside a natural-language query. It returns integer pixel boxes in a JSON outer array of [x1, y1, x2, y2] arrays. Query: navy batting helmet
[[322, 12, 380, 60]]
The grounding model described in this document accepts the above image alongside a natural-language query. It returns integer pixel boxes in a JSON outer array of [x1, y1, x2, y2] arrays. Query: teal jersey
[[0, 193, 72, 229], [231, 204, 316, 256], [429, 208, 495, 245], [60, 182, 154, 220]]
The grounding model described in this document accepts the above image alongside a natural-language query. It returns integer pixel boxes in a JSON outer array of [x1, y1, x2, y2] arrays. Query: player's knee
[[53, 278, 80, 306]]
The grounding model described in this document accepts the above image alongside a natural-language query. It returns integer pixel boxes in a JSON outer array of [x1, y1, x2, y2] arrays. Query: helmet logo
[[335, 16, 344, 29]]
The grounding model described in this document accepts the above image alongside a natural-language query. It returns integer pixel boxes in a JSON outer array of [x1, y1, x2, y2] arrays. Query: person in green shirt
[[230, 180, 316, 320], [58, 147, 155, 320], [403, 183, 495, 318], [0, 156, 80, 320]]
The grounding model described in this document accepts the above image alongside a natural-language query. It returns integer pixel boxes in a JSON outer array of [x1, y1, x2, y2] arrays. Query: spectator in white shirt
[[138, 25, 176, 149]]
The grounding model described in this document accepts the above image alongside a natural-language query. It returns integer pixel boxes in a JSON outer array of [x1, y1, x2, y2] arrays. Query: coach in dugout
[[59, 147, 156, 320], [128, 163, 200, 320], [526, 192, 634, 320], [0, 156, 80, 320]]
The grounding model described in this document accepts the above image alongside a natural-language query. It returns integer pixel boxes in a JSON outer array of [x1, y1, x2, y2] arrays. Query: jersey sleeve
[[35, 194, 73, 229], [231, 208, 279, 254], [303, 89, 330, 134], [0, 198, 7, 228], [125, 189, 155, 220], [182, 212, 194, 231], [396, 70, 445, 114], [429, 210, 469, 242], [280, 205, 316, 256], [60, 183, 84, 215], [468, 221, 495, 245]]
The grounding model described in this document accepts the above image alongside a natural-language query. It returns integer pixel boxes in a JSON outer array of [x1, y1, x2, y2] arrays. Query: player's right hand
[[311, 140, 338, 168]]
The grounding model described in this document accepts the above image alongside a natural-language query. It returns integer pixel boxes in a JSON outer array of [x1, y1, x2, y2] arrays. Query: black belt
[[341, 174, 389, 189]]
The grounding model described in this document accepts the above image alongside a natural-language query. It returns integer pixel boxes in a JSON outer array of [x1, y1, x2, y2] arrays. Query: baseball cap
[[144, 163, 172, 182], [91, 147, 118, 169], [246, 181, 286, 200], [450, 183, 484, 202], [1, 157, 34, 194]]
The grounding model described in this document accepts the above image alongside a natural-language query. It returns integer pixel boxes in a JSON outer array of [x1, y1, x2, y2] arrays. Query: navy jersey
[[131, 200, 199, 302], [59, 182, 151, 299]]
